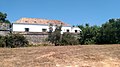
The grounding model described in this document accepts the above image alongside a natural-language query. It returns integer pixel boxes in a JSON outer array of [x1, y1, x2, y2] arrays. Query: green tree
[[0, 12, 10, 23], [48, 25, 62, 46], [0, 12, 10, 30], [96, 19, 120, 44], [78, 24, 100, 44], [48, 24, 80, 46]]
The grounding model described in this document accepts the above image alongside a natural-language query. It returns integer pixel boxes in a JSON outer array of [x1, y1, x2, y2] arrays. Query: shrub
[[48, 32, 79, 46], [60, 33, 79, 45], [0, 34, 29, 48], [5, 34, 29, 48], [0, 36, 6, 47]]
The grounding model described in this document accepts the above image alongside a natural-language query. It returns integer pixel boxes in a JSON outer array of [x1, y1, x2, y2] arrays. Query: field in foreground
[[0, 45, 120, 67]]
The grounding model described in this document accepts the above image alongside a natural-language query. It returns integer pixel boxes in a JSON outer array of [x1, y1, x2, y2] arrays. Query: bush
[[60, 33, 79, 45], [0, 36, 6, 47], [48, 32, 79, 46], [0, 34, 29, 48], [48, 24, 79, 46]]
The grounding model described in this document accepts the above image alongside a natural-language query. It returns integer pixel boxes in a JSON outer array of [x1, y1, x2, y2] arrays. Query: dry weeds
[[0, 45, 120, 67]]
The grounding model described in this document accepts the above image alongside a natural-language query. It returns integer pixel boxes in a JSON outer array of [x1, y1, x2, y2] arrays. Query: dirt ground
[[0, 45, 120, 67]]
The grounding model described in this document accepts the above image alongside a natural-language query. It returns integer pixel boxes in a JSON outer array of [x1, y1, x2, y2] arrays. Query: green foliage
[[79, 24, 100, 45], [60, 33, 79, 45], [48, 25, 62, 46], [0, 12, 10, 30], [96, 19, 120, 44], [0, 34, 29, 48], [0, 12, 10, 23], [27, 43, 49, 47], [79, 18, 120, 44], [48, 25, 79, 46], [0, 36, 6, 47]]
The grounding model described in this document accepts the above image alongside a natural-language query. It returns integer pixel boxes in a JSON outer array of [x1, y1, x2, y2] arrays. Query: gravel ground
[[0, 45, 120, 67]]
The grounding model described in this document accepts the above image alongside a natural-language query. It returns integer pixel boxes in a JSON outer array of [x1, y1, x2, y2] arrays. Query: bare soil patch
[[0, 45, 120, 67]]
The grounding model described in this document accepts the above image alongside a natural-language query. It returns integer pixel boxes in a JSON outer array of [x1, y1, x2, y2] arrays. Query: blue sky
[[0, 0, 120, 26]]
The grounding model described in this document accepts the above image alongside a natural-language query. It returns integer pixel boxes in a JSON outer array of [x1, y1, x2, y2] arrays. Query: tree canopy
[[78, 18, 120, 44], [0, 12, 10, 23], [96, 19, 120, 44]]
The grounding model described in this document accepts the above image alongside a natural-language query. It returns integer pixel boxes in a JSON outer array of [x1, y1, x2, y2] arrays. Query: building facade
[[12, 18, 81, 34]]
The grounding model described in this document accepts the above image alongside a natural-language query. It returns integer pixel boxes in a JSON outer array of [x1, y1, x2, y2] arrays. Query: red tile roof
[[15, 18, 70, 26]]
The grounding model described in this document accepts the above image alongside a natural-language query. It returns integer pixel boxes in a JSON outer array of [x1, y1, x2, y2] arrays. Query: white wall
[[71, 27, 82, 33], [62, 26, 72, 32], [12, 23, 81, 33], [12, 23, 49, 32]]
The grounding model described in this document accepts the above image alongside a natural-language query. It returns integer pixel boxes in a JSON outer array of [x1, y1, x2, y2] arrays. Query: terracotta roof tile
[[15, 18, 70, 26]]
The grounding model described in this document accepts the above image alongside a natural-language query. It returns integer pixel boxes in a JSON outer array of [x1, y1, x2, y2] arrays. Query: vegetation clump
[[48, 24, 79, 46], [79, 19, 120, 44], [0, 34, 29, 48]]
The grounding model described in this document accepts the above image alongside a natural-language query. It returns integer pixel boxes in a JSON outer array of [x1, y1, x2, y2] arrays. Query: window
[[80, 31, 81, 33], [25, 28, 29, 32], [67, 29, 69, 32], [75, 30, 77, 33], [25, 21, 28, 22], [42, 29, 47, 32], [34, 21, 37, 23], [49, 27, 53, 32]]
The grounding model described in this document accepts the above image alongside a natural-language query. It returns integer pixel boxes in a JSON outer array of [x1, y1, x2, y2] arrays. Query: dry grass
[[0, 45, 120, 67]]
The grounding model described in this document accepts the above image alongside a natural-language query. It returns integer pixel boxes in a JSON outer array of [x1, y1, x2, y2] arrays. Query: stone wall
[[13, 32, 49, 45], [23, 34, 48, 44], [1, 31, 49, 45], [0, 30, 10, 36]]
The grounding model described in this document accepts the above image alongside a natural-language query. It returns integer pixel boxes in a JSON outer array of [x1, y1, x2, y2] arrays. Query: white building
[[12, 18, 81, 33]]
